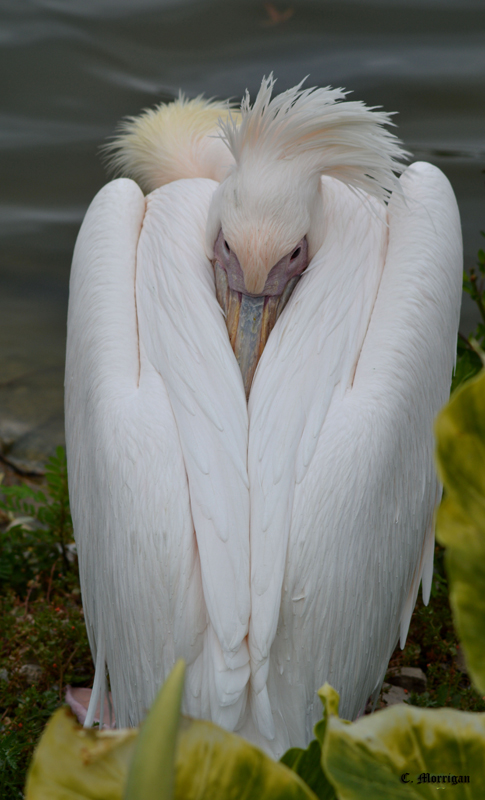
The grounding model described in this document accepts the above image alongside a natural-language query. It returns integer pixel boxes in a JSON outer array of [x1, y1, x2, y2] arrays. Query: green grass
[[0, 449, 93, 799], [451, 229, 485, 394], [386, 543, 485, 713]]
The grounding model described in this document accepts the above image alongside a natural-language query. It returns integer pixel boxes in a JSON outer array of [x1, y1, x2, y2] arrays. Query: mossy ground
[[0, 454, 93, 799], [386, 543, 485, 713]]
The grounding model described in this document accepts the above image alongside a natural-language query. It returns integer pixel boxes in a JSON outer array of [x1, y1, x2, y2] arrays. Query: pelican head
[[105, 75, 407, 397], [206, 75, 407, 395], [208, 155, 316, 395], [211, 158, 318, 295]]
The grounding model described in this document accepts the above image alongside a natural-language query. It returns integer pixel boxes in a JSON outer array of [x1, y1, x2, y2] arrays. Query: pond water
[[1, 0, 484, 471]]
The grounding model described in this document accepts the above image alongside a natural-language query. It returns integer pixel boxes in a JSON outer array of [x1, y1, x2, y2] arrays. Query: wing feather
[[66, 178, 202, 726], [136, 179, 251, 716], [66, 177, 250, 732], [244, 163, 461, 754], [247, 178, 388, 737]]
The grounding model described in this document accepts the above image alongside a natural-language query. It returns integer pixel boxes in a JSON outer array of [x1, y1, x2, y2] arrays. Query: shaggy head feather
[[207, 75, 409, 293], [103, 93, 239, 193], [103, 76, 408, 295]]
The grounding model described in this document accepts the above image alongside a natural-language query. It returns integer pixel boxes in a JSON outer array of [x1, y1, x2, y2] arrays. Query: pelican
[[65, 76, 462, 757]]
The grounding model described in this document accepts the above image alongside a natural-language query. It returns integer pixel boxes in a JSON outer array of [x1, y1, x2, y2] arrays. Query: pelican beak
[[214, 262, 300, 399]]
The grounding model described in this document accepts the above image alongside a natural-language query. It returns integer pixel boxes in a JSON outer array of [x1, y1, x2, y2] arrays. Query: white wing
[[137, 178, 251, 723], [66, 177, 250, 730], [246, 163, 462, 752]]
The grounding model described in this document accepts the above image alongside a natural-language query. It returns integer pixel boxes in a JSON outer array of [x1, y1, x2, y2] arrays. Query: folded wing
[[66, 177, 250, 731], [137, 178, 251, 726], [247, 163, 462, 748]]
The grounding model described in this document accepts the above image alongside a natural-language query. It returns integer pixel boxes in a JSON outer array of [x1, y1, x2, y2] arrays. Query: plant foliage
[[386, 541, 485, 713], [0, 447, 72, 595], [435, 368, 485, 695], [0, 449, 92, 799], [451, 231, 485, 393], [25, 663, 317, 800], [320, 684, 485, 798]]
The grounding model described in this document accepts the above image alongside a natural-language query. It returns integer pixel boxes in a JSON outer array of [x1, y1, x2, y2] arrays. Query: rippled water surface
[[1, 0, 484, 469]]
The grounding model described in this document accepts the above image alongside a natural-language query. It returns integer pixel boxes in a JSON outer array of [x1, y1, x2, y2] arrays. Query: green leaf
[[314, 684, 341, 749], [124, 659, 185, 800], [26, 662, 318, 800], [25, 708, 137, 799], [450, 347, 482, 394], [280, 684, 338, 800], [281, 740, 336, 800], [435, 369, 485, 695], [319, 685, 485, 798], [174, 717, 317, 800]]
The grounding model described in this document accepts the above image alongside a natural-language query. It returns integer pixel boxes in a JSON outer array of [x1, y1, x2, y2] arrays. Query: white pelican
[[65, 76, 462, 757]]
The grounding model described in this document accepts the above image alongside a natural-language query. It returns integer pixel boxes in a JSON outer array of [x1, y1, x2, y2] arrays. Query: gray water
[[1, 0, 484, 471]]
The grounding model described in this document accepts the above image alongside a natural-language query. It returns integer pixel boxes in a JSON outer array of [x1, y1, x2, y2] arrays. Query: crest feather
[[103, 94, 239, 193], [219, 75, 409, 204]]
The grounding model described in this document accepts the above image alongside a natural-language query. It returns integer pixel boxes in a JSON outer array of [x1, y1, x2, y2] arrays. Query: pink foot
[[65, 685, 116, 729]]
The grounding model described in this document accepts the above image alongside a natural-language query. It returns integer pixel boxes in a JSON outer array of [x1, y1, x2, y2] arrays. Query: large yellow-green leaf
[[26, 659, 318, 800], [319, 684, 485, 799], [26, 710, 318, 800], [174, 716, 318, 800], [435, 368, 485, 694], [26, 661, 185, 800], [25, 707, 137, 800], [124, 659, 185, 800]]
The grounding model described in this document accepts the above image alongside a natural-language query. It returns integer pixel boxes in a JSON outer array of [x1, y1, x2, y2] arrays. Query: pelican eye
[[290, 246, 301, 261], [224, 239, 230, 253]]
